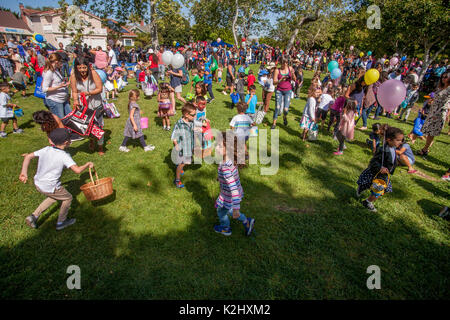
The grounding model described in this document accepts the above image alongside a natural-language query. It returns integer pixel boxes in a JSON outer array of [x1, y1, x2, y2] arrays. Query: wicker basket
[[80, 168, 114, 201]]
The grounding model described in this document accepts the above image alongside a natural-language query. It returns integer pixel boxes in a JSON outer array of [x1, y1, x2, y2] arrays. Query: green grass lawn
[[0, 67, 449, 299]]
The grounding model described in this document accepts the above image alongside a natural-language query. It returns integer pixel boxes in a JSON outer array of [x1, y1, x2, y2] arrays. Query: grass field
[[0, 66, 449, 299]]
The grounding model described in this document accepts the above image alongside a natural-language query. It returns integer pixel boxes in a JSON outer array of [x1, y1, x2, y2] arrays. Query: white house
[[19, 3, 108, 49]]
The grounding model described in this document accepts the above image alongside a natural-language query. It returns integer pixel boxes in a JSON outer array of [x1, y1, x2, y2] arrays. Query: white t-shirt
[[0, 92, 13, 118], [303, 97, 317, 120], [230, 114, 253, 138], [317, 93, 335, 111], [108, 49, 118, 66], [33, 146, 76, 193]]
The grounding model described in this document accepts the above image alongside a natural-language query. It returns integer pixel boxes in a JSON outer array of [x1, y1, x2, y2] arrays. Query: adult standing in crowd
[[418, 71, 450, 156], [148, 49, 159, 81], [271, 56, 296, 129], [107, 45, 118, 70], [42, 53, 71, 119], [91, 46, 109, 71], [56, 43, 70, 80], [167, 64, 186, 114], [0, 42, 14, 81], [222, 57, 236, 95], [69, 57, 105, 155], [157, 47, 165, 81]]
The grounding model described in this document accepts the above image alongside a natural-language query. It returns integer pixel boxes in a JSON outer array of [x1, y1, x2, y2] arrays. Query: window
[[124, 39, 132, 46]]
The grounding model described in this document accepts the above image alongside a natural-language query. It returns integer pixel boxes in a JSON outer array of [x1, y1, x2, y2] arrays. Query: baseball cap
[[148, 49, 154, 54], [49, 128, 71, 145]]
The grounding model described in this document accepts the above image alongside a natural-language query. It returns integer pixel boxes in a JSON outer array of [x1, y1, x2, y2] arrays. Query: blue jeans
[[45, 98, 71, 119], [217, 207, 247, 228], [274, 90, 292, 120]]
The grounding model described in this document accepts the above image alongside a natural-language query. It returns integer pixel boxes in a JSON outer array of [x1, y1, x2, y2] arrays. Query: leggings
[[336, 130, 346, 152], [121, 136, 147, 147], [328, 109, 341, 135]]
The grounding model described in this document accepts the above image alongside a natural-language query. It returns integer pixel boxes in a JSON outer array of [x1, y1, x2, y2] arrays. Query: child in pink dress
[[334, 98, 357, 155]]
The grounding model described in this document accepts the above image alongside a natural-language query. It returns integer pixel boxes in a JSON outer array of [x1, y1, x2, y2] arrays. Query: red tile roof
[[0, 10, 32, 32]]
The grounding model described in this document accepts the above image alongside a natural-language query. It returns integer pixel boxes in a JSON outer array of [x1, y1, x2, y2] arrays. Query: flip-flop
[[407, 170, 418, 174]]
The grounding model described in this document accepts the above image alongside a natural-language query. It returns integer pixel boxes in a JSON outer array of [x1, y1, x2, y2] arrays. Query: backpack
[[181, 66, 189, 85]]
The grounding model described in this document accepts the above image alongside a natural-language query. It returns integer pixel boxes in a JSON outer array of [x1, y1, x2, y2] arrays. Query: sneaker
[[174, 179, 184, 188], [163, 126, 167, 130], [333, 151, 343, 156], [271, 124, 276, 130], [118, 146, 130, 152], [441, 174, 450, 181], [144, 145, 155, 152], [243, 218, 255, 236], [359, 126, 367, 131], [343, 143, 347, 150], [25, 215, 38, 229], [283, 117, 288, 126], [362, 199, 377, 212], [166, 126, 171, 131], [333, 135, 337, 141], [209, 98, 215, 103], [222, 91, 228, 95], [56, 218, 76, 231], [0, 131, 7, 138], [13, 128, 24, 134], [214, 225, 232, 236]]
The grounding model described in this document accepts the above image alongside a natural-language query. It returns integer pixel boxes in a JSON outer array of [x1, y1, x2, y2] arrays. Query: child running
[[19, 128, 94, 230], [356, 126, 404, 212], [119, 89, 155, 152], [214, 131, 255, 236], [171, 102, 196, 188]]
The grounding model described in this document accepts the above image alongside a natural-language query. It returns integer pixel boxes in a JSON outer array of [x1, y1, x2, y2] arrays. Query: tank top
[[277, 67, 292, 91], [76, 76, 102, 110]]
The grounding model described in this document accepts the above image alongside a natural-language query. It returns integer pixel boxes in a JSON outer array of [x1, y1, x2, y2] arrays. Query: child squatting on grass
[[214, 131, 255, 236], [356, 126, 404, 212], [19, 128, 94, 231]]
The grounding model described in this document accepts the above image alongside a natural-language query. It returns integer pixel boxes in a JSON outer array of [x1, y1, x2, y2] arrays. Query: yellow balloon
[[364, 68, 380, 85], [359, 52, 364, 57]]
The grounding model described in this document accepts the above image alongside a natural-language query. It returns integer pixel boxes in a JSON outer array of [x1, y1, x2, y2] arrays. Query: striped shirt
[[230, 114, 253, 138], [171, 118, 194, 157], [215, 160, 244, 210]]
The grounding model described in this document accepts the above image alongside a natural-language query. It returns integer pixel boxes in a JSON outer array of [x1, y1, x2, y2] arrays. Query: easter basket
[[370, 171, 390, 197], [80, 168, 114, 201]]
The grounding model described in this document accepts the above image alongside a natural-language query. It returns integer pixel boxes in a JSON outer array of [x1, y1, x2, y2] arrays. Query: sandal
[[407, 169, 418, 174], [417, 149, 429, 156]]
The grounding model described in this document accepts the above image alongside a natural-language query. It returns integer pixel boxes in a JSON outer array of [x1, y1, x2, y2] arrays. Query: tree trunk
[[150, 0, 159, 48], [286, 9, 320, 51], [232, 0, 239, 47], [418, 39, 448, 83]]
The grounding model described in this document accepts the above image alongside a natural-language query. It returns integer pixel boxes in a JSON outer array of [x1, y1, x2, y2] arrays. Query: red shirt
[[247, 74, 255, 88], [149, 55, 158, 69], [138, 70, 146, 82]]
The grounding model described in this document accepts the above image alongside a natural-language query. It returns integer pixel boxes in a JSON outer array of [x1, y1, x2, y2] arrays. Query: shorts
[[12, 82, 26, 91], [1, 117, 16, 123], [226, 77, 233, 87], [316, 109, 328, 120], [174, 85, 182, 93]]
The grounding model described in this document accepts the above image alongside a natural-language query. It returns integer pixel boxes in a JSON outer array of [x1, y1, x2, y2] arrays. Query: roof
[[0, 10, 32, 32], [106, 19, 137, 37], [21, 7, 102, 22]]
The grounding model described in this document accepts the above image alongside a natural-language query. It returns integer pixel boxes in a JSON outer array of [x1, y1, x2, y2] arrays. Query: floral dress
[[422, 86, 450, 137]]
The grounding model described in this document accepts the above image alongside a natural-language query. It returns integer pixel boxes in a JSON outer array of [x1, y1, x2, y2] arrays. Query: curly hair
[[33, 110, 59, 135]]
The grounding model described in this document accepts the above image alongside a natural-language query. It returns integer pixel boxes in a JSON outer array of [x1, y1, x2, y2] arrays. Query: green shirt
[[192, 75, 204, 86]]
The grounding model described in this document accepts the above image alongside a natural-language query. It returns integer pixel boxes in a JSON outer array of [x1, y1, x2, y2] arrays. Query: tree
[[272, 0, 352, 51]]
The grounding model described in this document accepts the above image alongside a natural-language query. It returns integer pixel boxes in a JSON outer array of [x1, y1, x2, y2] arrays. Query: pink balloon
[[390, 57, 398, 66], [350, 45, 354, 51], [377, 79, 406, 112]]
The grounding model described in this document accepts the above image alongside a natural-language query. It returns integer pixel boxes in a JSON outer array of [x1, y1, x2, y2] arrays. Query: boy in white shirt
[[19, 128, 94, 230], [230, 102, 255, 159], [316, 87, 335, 130], [0, 82, 23, 137]]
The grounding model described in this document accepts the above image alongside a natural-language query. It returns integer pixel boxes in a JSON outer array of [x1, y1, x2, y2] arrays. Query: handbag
[[62, 93, 104, 140], [254, 104, 266, 125], [33, 76, 46, 99]]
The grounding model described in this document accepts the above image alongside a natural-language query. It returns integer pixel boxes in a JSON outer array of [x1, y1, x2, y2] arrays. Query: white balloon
[[217, 38, 221, 43], [162, 51, 173, 66], [171, 53, 185, 69]]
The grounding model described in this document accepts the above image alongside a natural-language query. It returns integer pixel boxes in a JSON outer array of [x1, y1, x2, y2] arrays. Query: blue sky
[[1, 0, 275, 37]]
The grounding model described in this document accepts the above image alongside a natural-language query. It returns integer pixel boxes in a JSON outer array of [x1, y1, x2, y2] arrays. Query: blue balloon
[[330, 68, 342, 80], [213, 47, 218, 53], [401, 56, 406, 61], [95, 69, 107, 84], [35, 34, 44, 43], [328, 61, 339, 72], [176, 42, 180, 47]]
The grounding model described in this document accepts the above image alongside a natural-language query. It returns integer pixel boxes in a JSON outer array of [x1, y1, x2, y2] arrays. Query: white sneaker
[[119, 146, 130, 152], [163, 126, 167, 130], [222, 91, 228, 95], [343, 143, 347, 150], [0, 131, 7, 138], [144, 145, 155, 152], [166, 126, 171, 131]]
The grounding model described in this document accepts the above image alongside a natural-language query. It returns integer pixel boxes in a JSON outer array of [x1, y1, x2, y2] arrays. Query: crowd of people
[[1, 35, 449, 232]]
